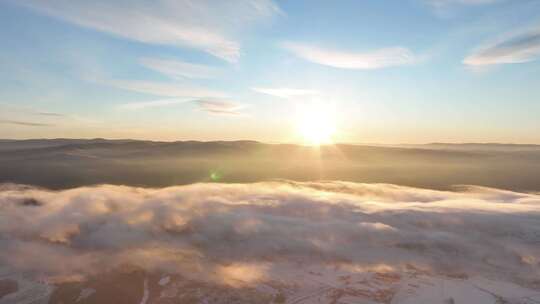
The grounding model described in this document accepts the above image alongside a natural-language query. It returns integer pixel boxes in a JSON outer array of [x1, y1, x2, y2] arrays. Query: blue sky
[[1, 0, 540, 143]]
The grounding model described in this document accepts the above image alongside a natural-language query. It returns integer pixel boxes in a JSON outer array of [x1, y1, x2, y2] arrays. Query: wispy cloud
[[108, 80, 228, 99], [425, 0, 502, 17], [118, 99, 189, 110], [252, 87, 318, 99], [36, 112, 66, 117], [119, 98, 245, 115], [0, 119, 54, 127], [195, 99, 245, 116], [0, 103, 66, 118], [0, 103, 100, 126], [17, 0, 280, 62], [282, 42, 417, 69], [464, 27, 540, 66], [139, 58, 219, 79], [426, 0, 500, 8]]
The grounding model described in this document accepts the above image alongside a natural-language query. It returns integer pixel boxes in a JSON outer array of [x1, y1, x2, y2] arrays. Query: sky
[[0, 0, 540, 144]]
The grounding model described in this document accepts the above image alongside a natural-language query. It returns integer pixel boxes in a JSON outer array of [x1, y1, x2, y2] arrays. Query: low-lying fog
[[1, 181, 539, 288]]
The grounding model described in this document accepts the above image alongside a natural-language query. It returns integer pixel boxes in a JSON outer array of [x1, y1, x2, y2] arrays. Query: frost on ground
[[0, 181, 539, 303]]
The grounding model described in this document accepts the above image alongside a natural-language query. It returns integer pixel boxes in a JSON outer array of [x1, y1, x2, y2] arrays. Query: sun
[[296, 103, 336, 146]]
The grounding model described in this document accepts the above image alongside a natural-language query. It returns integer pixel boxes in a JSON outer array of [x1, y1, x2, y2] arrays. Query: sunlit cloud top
[[1, 181, 539, 285]]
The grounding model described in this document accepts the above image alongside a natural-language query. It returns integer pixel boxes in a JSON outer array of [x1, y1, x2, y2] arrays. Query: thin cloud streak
[[0, 104, 101, 127], [0, 120, 54, 127], [0, 103, 66, 118], [16, 0, 280, 62], [118, 99, 189, 110], [36, 112, 67, 117], [252, 87, 318, 99], [426, 0, 500, 7], [283, 42, 418, 69], [139, 58, 219, 79], [108, 80, 228, 99], [464, 27, 540, 66], [195, 99, 245, 115]]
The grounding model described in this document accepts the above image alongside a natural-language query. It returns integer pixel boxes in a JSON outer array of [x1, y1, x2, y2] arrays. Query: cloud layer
[[465, 27, 540, 66], [18, 0, 280, 62], [283, 42, 417, 69], [0, 181, 539, 287]]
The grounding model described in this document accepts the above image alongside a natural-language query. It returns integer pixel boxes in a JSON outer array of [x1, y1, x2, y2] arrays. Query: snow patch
[[159, 276, 170, 286], [139, 278, 149, 304], [76, 288, 95, 302]]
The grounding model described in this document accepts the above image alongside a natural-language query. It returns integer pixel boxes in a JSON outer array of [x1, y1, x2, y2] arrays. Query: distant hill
[[407, 143, 540, 151], [1, 139, 540, 191]]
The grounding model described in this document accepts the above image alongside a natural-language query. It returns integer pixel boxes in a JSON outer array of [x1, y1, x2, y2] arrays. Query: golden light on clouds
[[216, 263, 269, 287]]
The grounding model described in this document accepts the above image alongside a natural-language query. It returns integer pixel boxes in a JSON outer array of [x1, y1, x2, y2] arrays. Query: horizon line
[[1, 137, 540, 146]]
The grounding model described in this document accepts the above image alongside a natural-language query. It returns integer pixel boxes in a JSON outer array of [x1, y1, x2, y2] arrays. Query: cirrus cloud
[[0, 120, 54, 127], [464, 27, 540, 66], [282, 42, 418, 69], [426, 0, 500, 7], [15, 0, 281, 62], [117, 99, 190, 110], [251, 87, 319, 99], [139, 58, 220, 80], [195, 99, 246, 116], [108, 80, 228, 99]]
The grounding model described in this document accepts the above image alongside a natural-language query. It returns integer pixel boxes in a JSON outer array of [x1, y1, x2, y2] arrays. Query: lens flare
[[210, 170, 222, 182]]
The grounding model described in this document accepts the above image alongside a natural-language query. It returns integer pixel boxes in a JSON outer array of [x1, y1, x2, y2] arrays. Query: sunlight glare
[[296, 103, 336, 146]]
